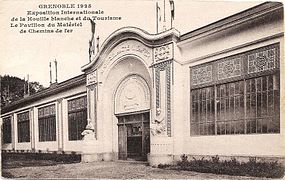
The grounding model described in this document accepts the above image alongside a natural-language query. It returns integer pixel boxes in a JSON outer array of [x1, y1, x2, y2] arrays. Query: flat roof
[[179, 2, 283, 42], [1, 74, 86, 115]]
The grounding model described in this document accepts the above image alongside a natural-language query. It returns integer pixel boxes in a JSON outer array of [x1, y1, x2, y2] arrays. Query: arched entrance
[[114, 75, 150, 161]]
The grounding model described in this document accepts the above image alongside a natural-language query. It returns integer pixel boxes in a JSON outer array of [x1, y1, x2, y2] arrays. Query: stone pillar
[[148, 43, 174, 166], [82, 70, 103, 162]]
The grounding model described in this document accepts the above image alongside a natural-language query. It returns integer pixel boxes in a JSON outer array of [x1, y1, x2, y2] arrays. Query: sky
[[0, 0, 262, 87]]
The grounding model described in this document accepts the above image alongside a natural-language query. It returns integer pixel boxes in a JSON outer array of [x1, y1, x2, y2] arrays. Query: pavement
[[2, 161, 277, 179]]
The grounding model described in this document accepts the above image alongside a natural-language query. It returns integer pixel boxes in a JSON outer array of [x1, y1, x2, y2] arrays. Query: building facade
[[1, 2, 284, 166]]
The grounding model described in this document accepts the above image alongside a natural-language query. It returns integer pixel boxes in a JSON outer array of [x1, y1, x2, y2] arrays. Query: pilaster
[[30, 107, 36, 151], [149, 43, 174, 166], [56, 98, 63, 151], [13, 113, 17, 150]]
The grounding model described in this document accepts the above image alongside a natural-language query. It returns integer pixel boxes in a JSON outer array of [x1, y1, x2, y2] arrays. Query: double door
[[118, 112, 150, 161]]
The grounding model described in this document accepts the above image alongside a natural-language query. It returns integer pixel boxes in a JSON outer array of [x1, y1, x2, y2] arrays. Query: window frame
[[190, 43, 280, 136], [17, 111, 30, 143], [67, 96, 87, 141], [3, 116, 12, 144], [38, 104, 56, 142]]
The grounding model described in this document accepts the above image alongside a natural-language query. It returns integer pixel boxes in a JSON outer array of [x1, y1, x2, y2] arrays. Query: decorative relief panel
[[153, 61, 172, 137], [166, 65, 171, 136], [248, 47, 276, 74], [218, 58, 242, 80], [154, 43, 173, 63], [87, 70, 97, 86], [192, 65, 213, 86], [115, 75, 150, 115], [155, 68, 160, 116]]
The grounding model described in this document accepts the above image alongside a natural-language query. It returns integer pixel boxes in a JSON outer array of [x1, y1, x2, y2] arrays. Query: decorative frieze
[[107, 41, 151, 62], [192, 65, 213, 86], [190, 43, 279, 88], [101, 40, 151, 75], [218, 58, 242, 80], [248, 47, 276, 74]]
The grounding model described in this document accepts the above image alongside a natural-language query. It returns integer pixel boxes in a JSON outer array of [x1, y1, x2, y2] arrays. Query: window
[[190, 43, 280, 136], [191, 87, 215, 135], [17, 111, 30, 142], [68, 96, 87, 140], [3, 116, 12, 144], [216, 80, 245, 135], [38, 105, 56, 141]]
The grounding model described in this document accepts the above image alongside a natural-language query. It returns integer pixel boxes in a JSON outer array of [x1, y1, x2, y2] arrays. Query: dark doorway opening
[[117, 112, 150, 161]]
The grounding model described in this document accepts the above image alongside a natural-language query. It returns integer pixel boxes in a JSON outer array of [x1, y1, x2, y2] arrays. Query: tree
[[1, 75, 45, 107]]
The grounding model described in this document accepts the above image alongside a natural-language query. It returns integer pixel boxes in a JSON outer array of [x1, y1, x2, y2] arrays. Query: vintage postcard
[[0, 0, 284, 179]]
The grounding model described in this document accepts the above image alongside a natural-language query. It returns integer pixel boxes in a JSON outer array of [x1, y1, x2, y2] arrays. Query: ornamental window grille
[[68, 96, 87, 141], [190, 43, 280, 136], [38, 104, 56, 142], [17, 111, 30, 142], [3, 116, 12, 144]]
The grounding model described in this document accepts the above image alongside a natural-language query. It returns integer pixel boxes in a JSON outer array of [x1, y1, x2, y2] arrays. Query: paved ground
[[2, 160, 275, 179]]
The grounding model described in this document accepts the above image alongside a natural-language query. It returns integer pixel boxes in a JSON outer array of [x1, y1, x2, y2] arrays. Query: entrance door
[[117, 112, 150, 161]]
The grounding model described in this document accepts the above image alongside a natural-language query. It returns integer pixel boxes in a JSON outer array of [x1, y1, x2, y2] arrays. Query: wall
[[178, 10, 284, 158]]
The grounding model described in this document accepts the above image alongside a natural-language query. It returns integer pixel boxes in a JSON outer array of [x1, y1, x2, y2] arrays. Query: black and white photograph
[[0, 0, 284, 179]]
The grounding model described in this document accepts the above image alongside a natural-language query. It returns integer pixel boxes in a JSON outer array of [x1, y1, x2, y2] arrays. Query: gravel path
[[2, 161, 273, 179]]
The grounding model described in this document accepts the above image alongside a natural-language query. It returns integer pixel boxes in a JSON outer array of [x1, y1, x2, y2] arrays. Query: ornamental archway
[[114, 75, 151, 161]]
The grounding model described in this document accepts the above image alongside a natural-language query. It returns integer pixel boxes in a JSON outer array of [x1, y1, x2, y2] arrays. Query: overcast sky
[[0, 0, 262, 87]]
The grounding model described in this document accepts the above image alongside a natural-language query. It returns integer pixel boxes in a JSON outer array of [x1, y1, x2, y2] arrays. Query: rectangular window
[[68, 96, 87, 141], [191, 87, 215, 136], [190, 43, 280, 136], [191, 74, 279, 136], [38, 104, 56, 142], [17, 111, 30, 142], [3, 116, 12, 144], [216, 81, 245, 135]]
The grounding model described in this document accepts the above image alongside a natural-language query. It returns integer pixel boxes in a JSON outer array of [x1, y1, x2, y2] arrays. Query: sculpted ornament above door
[[115, 75, 150, 114]]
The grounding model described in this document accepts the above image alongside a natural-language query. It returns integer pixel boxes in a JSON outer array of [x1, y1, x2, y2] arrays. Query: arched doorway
[[114, 75, 150, 161]]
